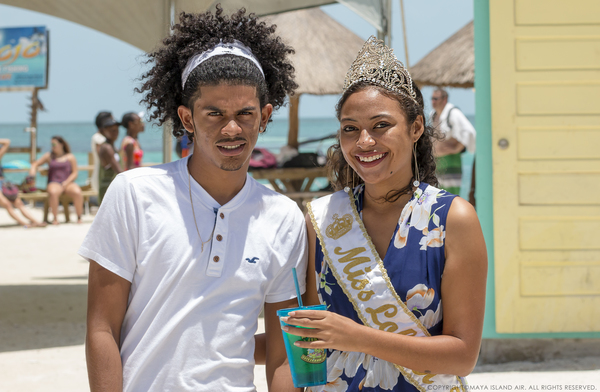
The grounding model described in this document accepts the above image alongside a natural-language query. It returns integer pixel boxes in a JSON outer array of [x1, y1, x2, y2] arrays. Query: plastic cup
[[277, 304, 328, 388]]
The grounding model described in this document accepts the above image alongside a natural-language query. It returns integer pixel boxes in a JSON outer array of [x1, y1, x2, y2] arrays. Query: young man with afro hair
[[80, 6, 306, 391]]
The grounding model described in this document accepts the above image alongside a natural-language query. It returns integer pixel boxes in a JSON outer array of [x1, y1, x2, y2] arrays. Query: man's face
[[431, 91, 447, 112], [180, 84, 272, 172]]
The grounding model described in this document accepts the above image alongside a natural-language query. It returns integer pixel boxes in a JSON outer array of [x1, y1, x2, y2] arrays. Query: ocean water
[[0, 115, 475, 197]]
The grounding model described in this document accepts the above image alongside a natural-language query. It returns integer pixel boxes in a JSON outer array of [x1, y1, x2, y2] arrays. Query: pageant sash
[[307, 189, 466, 392]]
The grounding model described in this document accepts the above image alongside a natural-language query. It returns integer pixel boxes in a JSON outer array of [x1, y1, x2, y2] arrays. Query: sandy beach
[[1, 206, 598, 391]]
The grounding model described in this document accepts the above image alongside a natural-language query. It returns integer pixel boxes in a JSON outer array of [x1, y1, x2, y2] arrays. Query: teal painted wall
[[474, 0, 496, 339], [474, 0, 600, 339]]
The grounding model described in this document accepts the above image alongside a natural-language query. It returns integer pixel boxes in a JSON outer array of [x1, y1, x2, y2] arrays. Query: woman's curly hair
[[327, 81, 439, 202], [135, 5, 297, 140]]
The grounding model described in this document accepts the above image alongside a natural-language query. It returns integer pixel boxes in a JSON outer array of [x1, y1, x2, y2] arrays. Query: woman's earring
[[259, 125, 265, 133], [344, 162, 351, 193], [413, 142, 420, 187]]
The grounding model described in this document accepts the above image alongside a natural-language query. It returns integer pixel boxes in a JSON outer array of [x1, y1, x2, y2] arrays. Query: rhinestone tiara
[[343, 36, 418, 105]]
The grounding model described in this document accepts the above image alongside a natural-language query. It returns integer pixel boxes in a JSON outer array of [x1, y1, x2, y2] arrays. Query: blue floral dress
[[313, 182, 457, 392]]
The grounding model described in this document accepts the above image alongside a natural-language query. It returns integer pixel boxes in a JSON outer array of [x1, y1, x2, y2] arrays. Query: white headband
[[181, 40, 265, 89]]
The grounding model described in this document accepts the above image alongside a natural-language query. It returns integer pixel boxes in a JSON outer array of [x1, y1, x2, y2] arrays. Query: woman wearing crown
[[280, 37, 488, 391]]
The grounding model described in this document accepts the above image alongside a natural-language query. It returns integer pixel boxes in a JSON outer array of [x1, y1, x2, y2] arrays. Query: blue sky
[[0, 1, 474, 124]]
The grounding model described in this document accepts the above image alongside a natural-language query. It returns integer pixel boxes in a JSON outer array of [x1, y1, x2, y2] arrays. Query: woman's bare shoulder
[[447, 196, 480, 229], [444, 196, 487, 269]]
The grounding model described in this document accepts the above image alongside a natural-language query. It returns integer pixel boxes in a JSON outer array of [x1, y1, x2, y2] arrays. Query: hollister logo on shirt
[[245, 257, 259, 264]]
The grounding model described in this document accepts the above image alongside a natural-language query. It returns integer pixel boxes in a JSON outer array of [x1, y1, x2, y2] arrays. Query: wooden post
[[377, 0, 392, 46], [29, 87, 39, 163], [399, 0, 410, 68], [162, 0, 175, 164], [163, 120, 173, 163], [287, 94, 300, 149]]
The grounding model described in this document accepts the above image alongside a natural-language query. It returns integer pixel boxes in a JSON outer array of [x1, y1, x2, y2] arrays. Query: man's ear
[[260, 104, 273, 130], [178, 105, 195, 135]]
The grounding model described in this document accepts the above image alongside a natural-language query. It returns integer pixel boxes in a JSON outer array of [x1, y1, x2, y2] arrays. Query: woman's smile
[[355, 152, 388, 165]]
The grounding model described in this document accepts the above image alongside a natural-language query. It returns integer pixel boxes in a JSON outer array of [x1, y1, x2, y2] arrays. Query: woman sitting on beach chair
[[29, 136, 84, 225], [0, 139, 46, 228]]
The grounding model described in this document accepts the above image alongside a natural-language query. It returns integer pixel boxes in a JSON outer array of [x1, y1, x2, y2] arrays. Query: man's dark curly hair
[[135, 5, 297, 141], [327, 81, 439, 202]]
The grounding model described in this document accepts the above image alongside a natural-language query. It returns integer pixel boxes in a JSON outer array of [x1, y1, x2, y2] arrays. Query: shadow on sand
[[0, 284, 87, 353]]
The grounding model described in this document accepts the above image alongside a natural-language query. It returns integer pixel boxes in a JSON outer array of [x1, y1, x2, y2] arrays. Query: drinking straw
[[292, 267, 303, 308]]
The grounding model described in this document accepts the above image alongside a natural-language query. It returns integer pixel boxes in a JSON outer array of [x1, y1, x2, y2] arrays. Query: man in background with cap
[[430, 88, 476, 205]]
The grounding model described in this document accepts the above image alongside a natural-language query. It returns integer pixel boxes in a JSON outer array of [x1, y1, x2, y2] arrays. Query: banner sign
[[0, 26, 48, 89]]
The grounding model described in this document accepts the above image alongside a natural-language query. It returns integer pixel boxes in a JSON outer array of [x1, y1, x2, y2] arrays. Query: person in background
[[281, 37, 487, 391], [0, 139, 46, 228], [175, 132, 192, 158], [29, 136, 83, 224], [97, 119, 122, 204], [430, 88, 476, 204], [120, 112, 145, 170], [91, 112, 110, 193]]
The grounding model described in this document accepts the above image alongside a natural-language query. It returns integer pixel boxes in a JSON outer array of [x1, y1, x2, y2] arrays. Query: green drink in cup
[[277, 304, 328, 388], [277, 268, 327, 388]]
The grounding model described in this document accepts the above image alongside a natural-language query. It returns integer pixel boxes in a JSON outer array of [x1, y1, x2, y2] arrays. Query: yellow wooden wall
[[489, 0, 600, 333]]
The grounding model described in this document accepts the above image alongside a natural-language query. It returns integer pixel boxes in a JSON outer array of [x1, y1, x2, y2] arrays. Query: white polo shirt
[[79, 157, 308, 392]]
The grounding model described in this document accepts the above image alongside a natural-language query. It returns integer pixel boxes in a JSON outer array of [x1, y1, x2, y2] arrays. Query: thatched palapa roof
[[410, 21, 474, 88], [264, 8, 365, 95], [262, 8, 364, 147]]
